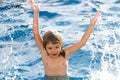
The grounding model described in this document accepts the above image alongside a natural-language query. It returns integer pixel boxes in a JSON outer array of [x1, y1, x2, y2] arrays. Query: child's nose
[[52, 49, 57, 53]]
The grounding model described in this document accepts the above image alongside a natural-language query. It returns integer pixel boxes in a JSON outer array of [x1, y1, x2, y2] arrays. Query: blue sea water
[[0, 0, 120, 80]]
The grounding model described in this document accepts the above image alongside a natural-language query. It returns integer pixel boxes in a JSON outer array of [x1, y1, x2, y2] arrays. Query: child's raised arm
[[79, 11, 99, 46], [65, 11, 100, 57], [30, 0, 44, 51]]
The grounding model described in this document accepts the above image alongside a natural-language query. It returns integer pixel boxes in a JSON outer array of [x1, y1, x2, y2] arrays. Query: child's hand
[[90, 11, 100, 26], [29, 0, 39, 13]]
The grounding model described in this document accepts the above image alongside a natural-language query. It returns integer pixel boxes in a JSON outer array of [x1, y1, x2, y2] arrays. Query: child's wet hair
[[43, 30, 65, 58]]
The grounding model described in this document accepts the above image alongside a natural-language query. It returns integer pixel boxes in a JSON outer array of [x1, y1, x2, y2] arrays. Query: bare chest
[[45, 57, 67, 69], [44, 56, 68, 74]]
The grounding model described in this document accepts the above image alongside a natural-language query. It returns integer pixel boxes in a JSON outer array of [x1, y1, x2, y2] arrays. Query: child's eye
[[48, 47, 52, 50], [56, 46, 59, 48]]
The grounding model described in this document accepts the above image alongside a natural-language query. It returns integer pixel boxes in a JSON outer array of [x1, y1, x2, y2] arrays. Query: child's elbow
[[81, 43, 86, 47], [80, 41, 87, 47]]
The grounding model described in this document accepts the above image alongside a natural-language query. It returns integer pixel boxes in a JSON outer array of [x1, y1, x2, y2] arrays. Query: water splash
[[0, 0, 120, 80]]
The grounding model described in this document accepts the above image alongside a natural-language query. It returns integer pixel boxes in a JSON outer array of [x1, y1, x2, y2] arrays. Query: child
[[30, 0, 99, 80]]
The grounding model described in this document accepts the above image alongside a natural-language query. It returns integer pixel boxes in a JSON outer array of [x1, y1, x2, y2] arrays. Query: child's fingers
[[93, 11, 99, 21], [36, 4, 40, 8], [29, 0, 35, 6], [30, 0, 35, 4], [96, 11, 100, 18], [90, 16, 93, 23]]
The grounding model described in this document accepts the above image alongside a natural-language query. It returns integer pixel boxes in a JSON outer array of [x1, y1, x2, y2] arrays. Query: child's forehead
[[45, 41, 62, 48], [46, 42, 61, 47], [47, 41, 60, 45]]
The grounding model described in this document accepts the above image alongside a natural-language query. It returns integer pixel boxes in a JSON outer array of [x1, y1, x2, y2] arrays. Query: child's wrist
[[33, 12, 39, 16], [33, 11, 39, 14], [90, 24, 95, 28]]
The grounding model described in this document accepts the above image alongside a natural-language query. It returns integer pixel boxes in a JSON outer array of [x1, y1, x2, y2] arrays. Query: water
[[0, 0, 120, 80]]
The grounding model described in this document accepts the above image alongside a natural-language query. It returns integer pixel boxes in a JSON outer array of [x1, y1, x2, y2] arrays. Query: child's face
[[46, 42, 62, 58]]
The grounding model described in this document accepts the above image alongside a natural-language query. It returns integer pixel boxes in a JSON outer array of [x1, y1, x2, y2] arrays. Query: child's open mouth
[[52, 54, 57, 56]]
